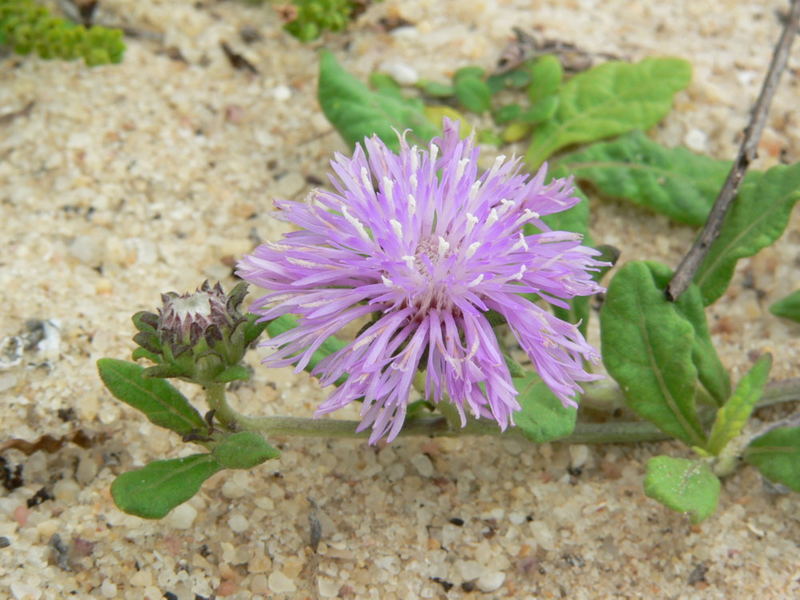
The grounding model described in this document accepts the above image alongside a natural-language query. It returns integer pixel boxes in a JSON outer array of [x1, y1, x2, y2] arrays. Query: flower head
[[238, 120, 605, 443], [131, 281, 261, 384]]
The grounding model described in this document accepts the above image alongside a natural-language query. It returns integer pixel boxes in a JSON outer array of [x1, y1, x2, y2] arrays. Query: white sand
[[1, 1, 799, 598]]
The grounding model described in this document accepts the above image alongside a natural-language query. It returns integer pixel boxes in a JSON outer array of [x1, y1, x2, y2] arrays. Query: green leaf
[[454, 76, 492, 113], [266, 315, 348, 384], [368, 72, 402, 97], [600, 261, 707, 447], [518, 95, 559, 124], [770, 290, 800, 323], [476, 129, 503, 147], [243, 314, 269, 347], [97, 359, 206, 436], [423, 106, 471, 135], [212, 431, 280, 469], [528, 54, 563, 102], [453, 66, 485, 81], [557, 131, 730, 226], [486, 66, 532, 93], [501, 122, 532, 143], [525, 57, 692, 168], [318, 50, 440, 151], [493, 103, 522, 125], [707, 355, 771, 455], [111, 454, 222, 519], [513, 373, 577, 442], [644, 456, 721, 523], [417, 80, 455, 98], [745, 426, 800, 492], [643, 266, 731, 406], [695, 163, 800, 305]]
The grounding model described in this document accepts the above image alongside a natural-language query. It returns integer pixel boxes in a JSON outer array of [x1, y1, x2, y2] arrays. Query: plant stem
[[208, 376, 800, 445], [205, 382, 237, 428], [666, 0, 800, 301]]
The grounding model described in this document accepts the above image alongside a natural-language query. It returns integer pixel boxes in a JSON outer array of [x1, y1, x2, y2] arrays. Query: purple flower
[[238, 120, 604, 443]]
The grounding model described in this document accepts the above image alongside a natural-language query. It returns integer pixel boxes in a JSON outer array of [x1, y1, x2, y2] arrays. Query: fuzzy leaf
[[417, 80, 454, 97], [111, 455, 222, 519], [557, 131, 730, 226], [513, 373, 577, 442], [644, 456, 721, 523], [487, 65, 533, 93], [645, 267, 731, 406], [528, 54, 563, 102], [318, 50, 440, 151], [770, 290, 800, 323], [600, 261, 706, 447], [707, 355, 771, 455], [745, 426, 800, 492], [525, 58, 691, 168], [212, 431, 280, 469], [493, 103, 522, 124], [97, 359, 206, 435], [454, 75, 492, 113], [695, 163, 800, 305], [518, 95, 559, 124]]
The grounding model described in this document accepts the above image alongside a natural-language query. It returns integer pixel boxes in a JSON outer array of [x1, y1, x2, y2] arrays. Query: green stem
[[206, 377, 800, 445], [205, 382, 237, 428], [224, 407, 671, 444]]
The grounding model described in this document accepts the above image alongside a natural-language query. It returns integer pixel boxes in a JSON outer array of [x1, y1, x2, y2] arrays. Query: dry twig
[[666, 0, 800, 301]]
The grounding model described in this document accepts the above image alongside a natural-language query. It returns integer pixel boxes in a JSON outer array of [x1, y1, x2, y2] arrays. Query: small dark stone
[[57, 407, 76, 422], [0, 536, 10, 548], [525, 514, 534, 522], [567, 466, 583, 477], [1, 458, 24, 492], [461, 581, 476, 592], [27, 487, 54, 508], [239, 25, 262, 44], [561, 552, 585, 568], [198, 544, 211, 557], [430, 577, 453, 592], [688, 563, 708, 585], [449, 517, 465, 526], [50, 534, 71, 571], [163, 592, 178, 600]]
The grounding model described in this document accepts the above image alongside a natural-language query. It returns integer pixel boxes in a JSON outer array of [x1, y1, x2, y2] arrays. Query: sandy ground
[[1, 0, 800, 598]]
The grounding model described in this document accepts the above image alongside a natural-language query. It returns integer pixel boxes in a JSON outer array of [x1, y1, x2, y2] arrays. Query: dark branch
[[666, 0, 800, 301]]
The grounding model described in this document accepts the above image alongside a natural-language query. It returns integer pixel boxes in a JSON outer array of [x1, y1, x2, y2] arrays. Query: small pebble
[[100, 581, 117, 598], [272, 85, 292, 101], [684, 128, 708, 152], [11, 581, 40, 600], [53, 478, 80, 503], [275, 171, 305, 198], [165, 503, 197, 529], [228, 514, 249, 533], [411, 454, 434, 477], [250, 574, 268, 594], [476, 571, 506, 592], [318, 577, 339, 598], [569, 445, 590, 470], [268, 571, 296, 594], [0, 536, 10, 548], [380, 60, 419, 85], [67, 234, 104, 266]]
